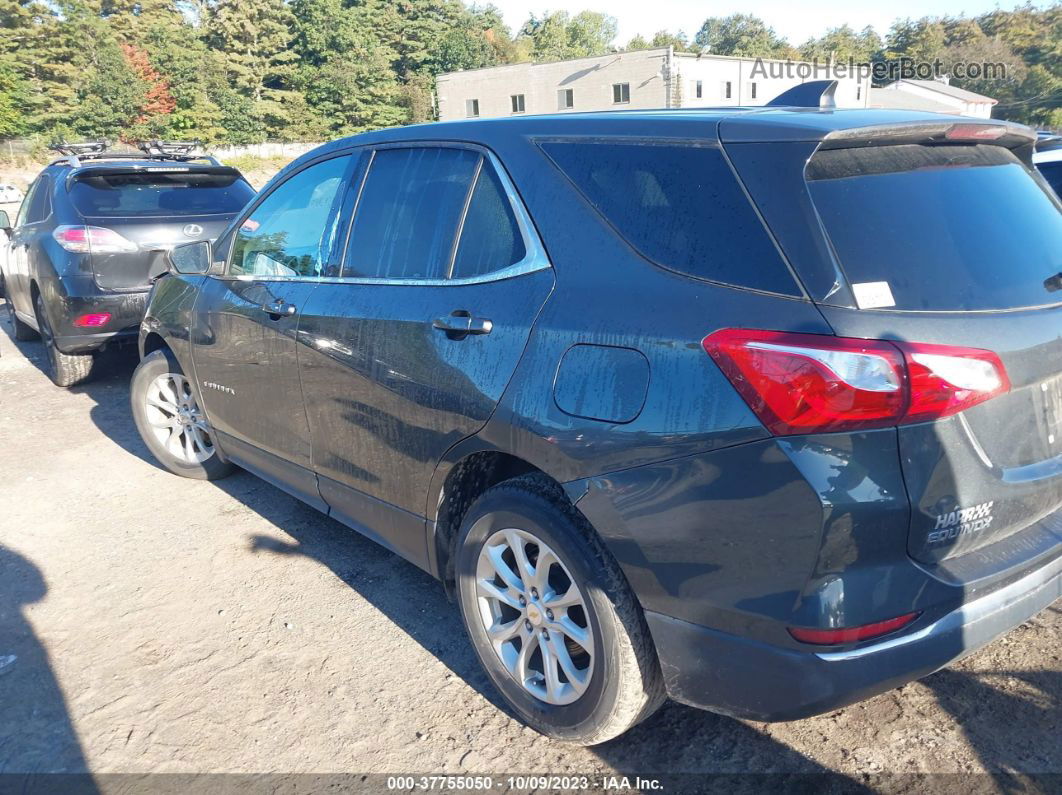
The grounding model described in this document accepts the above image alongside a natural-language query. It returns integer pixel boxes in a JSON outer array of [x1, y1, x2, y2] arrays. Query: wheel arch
[[427, 440, 580, 597]]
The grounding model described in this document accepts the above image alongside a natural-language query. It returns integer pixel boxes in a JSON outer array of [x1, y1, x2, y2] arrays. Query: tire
[[455, 474, 665, 745], [6, 297, 38, 341], [34, 293, 92, 386], [131, 349, 234, 480]]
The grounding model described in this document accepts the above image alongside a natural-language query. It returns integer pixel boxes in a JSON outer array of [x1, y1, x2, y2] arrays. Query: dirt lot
[[0, 300, 1059, 790]]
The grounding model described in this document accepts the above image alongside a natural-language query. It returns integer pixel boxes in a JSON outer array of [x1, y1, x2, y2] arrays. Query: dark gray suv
[[130, 106, 1062, 744], [1, 142, 254, 386]]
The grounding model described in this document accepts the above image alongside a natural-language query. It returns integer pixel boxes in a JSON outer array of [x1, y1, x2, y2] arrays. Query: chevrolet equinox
[[131, 101, 1062, 744]]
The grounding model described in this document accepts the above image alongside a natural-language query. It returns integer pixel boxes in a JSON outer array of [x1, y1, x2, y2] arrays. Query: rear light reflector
[[53, 225, 138, 254], [703, 329, 1010, 435], [73, 312, 112, 328], [788, 612, 921, 645]]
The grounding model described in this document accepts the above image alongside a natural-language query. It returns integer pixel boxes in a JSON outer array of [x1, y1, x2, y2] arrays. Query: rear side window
[[808, 144, 1062, 311], [451, 163, 525, 279], [541, 141, 800, 295], [1038, 160, 1062, 197], [20, 174, 52, 224], [70, 171, 254, 218], [345, 148, 479, 280]]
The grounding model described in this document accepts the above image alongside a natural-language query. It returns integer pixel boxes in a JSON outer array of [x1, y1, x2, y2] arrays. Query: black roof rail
[[50, 140, 110, 157], [767, 80, 838, 110]]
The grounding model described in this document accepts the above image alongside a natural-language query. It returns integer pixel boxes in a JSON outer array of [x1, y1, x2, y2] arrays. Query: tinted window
[[808, 144, 1062, 311], [451, 164, 525, 279], [70, 172, 254, 218], [344, 148, 478, 280], [1038, 161, 1062, 197], [230, 155, 350, 278], [542, 142, 799, 295], [23, 175, 51, 224]]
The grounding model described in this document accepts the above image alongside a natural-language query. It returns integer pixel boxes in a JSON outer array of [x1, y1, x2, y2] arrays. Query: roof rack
[[47, 139, 221, 168], [767, 80, 838, 110], [50, 140, 110, 157]]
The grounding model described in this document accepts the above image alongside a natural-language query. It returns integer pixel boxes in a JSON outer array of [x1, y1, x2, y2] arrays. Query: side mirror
[[0, 209, 11, 234], [168, 240, 212, 275]]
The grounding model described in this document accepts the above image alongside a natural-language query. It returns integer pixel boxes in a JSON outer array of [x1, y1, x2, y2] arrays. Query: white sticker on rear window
[[852, 281, 896, 309]]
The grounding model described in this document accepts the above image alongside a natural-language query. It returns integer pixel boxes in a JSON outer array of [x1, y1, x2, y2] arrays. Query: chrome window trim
[[224, 142, 551, 287]]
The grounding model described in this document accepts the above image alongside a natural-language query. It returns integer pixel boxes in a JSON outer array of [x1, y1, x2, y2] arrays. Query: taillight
[[703, 329, 1010, 435], [73, 312, 112, 328], [53, 225, 138, 254], [788, 612, 920, 645]]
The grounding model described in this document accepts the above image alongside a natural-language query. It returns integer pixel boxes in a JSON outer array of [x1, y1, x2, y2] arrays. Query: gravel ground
[[0, 300, 1059, 791]]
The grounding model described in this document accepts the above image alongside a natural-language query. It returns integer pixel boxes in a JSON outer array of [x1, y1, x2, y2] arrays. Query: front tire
[[34, 293, 92, 386], [131, 349, 233, 480], [455, 474, 665, 745]]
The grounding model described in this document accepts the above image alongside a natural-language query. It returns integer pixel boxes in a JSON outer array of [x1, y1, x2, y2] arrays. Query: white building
[[437, 47, 871, 121], [869, 79, 997, 119]]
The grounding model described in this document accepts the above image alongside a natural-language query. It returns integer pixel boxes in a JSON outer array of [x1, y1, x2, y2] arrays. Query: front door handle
[[261, 300, 296, 319], [433, 310, 493, 338]]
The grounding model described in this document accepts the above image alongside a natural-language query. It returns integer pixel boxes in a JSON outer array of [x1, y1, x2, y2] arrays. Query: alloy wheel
[[144, 373, 216, 464], [475, 528, 595, 705]]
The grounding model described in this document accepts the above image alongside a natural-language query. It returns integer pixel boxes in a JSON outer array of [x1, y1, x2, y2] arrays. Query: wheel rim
[[144, 373, 216, 464], [475, 528, 595, 706]]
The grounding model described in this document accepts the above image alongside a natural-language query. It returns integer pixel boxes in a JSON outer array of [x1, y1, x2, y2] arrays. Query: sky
[[488, 0, 1049, 47]]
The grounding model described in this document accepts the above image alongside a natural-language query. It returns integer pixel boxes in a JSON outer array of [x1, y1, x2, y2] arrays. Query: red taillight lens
[[902, 343, 1010, 422], [944, 123, 1007, 141], [788, 612, 920, 645], [53, 225, 138, 254], [73, 312, 112, 328], [703, 329, 1010, 435]]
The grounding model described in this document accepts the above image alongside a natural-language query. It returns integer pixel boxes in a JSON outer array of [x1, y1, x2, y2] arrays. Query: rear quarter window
[[540, 141, 800, 296], [808, 144, 1062, 311]]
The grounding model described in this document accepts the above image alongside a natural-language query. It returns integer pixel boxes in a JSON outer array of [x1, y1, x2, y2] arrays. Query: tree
[[694, 14, 789, 58], [519, 10, 617, 62], [207, 0, 297, 137], [800, 24, 881, 63]]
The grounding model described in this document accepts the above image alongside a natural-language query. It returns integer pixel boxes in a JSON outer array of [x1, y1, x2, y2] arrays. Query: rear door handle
[[261, 300, 296, 319], [433, 311, 492, 337]]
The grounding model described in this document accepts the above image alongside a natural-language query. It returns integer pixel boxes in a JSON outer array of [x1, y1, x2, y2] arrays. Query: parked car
[[1, 143, 255, 386], [1035, 145, 1062, 197], [0, 183, 23, 204], [131, 107, 1062, 745]]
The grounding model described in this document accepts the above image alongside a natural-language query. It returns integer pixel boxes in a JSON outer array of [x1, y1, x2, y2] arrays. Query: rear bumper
[[647, 551, 1061, 721], [52, 291, 149, 354]]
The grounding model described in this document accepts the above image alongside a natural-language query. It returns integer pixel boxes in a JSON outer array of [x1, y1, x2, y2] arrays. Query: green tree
[[207, 0, 297, 137], [694, 14, 790, 58], [519, 10, 617, 62], [800, 24, 882, 63]]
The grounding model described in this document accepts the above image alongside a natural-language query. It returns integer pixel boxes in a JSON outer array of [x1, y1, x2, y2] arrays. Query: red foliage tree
[[121, 43, 177, 123]]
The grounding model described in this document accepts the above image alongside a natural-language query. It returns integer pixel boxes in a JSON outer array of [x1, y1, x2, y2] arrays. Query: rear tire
[[6, 298, 38, 341], [34, 293, 92, 386], [131, 348, 233, 480], [455, 474, 665, 745]]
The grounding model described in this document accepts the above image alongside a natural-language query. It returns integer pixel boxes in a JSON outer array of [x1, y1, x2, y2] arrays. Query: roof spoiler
[[767, 80, 838, 110], [820, 120, 1037, 151]]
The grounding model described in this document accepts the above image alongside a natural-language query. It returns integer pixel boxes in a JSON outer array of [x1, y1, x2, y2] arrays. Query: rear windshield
[[541, 141, 800, 296], [808, 144, 1062, 311], [70, 171, 255, 218]]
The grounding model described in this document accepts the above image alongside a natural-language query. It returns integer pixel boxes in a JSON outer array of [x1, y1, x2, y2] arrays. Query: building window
[[510, 94, 525, 113], [696, 80, 703, 99], [558, 88, 574, 110], [723, 81, 732, 99], [749, 82, 757, 100], [465, 98, 479, 118], [612, 82, 630, 104]]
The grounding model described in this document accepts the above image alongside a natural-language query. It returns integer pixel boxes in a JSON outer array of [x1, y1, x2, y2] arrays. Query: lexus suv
[[1, 142, 255, 386], [131, 100, 1062, 744]]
